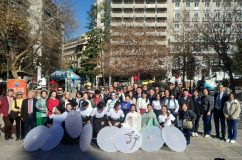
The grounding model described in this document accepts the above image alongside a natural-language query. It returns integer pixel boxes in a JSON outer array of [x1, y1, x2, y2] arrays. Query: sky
[[68, 0, 94, 39]]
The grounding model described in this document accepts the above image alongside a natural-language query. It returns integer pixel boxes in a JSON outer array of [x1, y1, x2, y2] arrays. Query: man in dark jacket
[[191, 90, 203, 137], [178, 89, 194, 110], [21, 91, 37, 137], [201, 88, 214, 137], [214, 84, 228, 140]]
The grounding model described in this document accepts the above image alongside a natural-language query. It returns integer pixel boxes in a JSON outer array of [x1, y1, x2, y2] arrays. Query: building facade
[[62, 34, 89, 69]]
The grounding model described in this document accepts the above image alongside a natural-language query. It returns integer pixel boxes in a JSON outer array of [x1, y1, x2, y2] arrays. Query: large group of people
[[0, 83, 240, 146]]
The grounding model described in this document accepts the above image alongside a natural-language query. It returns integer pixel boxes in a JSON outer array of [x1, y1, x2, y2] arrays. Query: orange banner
[[7, 79, 27, 98]]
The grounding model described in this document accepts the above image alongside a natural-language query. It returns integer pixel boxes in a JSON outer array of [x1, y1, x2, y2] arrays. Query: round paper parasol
[[162, 126, 186, 152], [24, 126, 49, 152], [114, 127, 142, 153], [79, 123, 93, 152], [65, 110, 82, 138], [140, 126, 164, 152], [40, 125, 64, 151], [97, 126, 118, 152]]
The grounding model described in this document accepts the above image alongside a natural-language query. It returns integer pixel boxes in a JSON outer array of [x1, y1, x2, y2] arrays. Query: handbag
[[182, 119, 193, 129]]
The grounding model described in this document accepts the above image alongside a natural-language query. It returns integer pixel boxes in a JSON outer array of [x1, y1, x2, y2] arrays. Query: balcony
[[156, 3, 167, 8], [111, 3, 122, 8], [146, 4, 156, 8], [156, 23, 167, 27], [134, 13, 146, 17], [111, 12, 122, 17], [156, 13, 167, 17], [123, 13, 134, 17]]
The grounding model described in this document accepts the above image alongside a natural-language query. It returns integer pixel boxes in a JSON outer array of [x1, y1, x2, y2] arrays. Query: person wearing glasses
[[214, 84, 228, 141], [56, 87, 64, 101], [10, 91, 24, 140]]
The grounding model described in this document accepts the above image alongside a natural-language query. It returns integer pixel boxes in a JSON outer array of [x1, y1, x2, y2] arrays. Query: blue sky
[[68, 0, 94, 39]]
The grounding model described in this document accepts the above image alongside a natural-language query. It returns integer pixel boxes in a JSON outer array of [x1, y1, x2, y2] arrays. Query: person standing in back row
[[214, 84, 228, 140], [21, 91, 37, 136], [201, 88, 213, 138], [0, 89, 14, 140]]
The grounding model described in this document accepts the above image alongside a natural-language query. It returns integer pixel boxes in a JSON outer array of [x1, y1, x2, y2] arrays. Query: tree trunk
[[182, 55, 186, 87], [228, 68, 235, 93], [10, 64, 19, 79]]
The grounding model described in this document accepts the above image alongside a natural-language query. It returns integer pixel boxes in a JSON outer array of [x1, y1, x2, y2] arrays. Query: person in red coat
[[0, 89, 14, 140], [46, 90, 59, 116]]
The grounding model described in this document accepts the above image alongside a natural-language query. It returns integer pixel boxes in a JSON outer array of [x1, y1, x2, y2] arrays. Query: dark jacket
[[21, 98, 37, 122], [214, 92, 228, 111], [179, 110, 197, 123], [201, 95, 213, 113], [178, 97, 194, 110], [192, 96, 203, 117]]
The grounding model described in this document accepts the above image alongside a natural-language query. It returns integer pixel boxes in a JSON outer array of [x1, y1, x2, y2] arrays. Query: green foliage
[[78, 1, 110, 79], [234, 40, 242, 74]]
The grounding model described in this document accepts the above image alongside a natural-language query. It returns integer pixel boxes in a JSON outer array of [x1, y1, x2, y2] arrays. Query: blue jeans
[[202, 114, 212, 135], [227, 119, 238, 140]]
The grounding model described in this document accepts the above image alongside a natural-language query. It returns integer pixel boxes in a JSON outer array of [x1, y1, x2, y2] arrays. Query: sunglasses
[[58, 89, 63, 91], [17, 94, 22, 95]]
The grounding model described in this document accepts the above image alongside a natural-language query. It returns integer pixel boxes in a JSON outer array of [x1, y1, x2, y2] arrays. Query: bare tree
[[0, 0, 77, 79], [102, 25, 170, 79], [197, 3, 241, 91], [169, 9, 202, 85]]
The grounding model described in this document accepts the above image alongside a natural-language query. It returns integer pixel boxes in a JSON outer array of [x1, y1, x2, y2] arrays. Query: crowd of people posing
[[0, 83, 240, 146]]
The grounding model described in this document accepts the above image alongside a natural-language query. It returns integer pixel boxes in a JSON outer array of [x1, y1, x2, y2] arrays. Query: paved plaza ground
[[0, 121, 242, 160]]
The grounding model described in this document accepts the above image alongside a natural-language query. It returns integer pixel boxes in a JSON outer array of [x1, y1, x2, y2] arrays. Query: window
[[205, 12, 209, 20], [225, 2, 231, 8], [216, 2, 220, 8], [194, 12, 199, 18], [226, 23, 231, 31], [175, 2, 180, 8], [175, 13, 180, 20], [205, 2, 209, 7], [215, 12, 220, 20], [186, 2, 190, 7], [205, 23, 209, 30], [185, 12, 190, 21], [194, 2, 199, 7], [174, 24, 179, 29]]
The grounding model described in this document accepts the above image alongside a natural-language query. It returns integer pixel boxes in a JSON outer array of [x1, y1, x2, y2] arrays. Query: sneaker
[[230, 140, 236, 144], [204, 134, 210, 138], [226, 139, 230, 142], [192, 132, 195, 137], [195, 133, 199, 137]]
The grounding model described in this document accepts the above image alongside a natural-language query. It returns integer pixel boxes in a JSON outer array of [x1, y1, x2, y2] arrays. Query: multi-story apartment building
[[62, 34, 88, 69], [110, 0, 168, 45]]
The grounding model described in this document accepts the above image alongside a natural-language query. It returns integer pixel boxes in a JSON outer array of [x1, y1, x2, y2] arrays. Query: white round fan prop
[[65, 110, 82, 138], [79, 123, 93, 152], [41, 125, 64, 151], [162, 126, 186, 152], [140, 126, 164, 152], [114, 127, 142, 153], [97, 126, 118, 152], [24, 126, 49, 152]]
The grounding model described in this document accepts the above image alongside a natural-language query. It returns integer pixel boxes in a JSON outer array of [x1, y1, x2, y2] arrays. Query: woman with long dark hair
[[91, 101, 107, 137], [107, 102, 124, 128], [46, 90, 59, 116], [158, 105, 175, 127], [36, 90, 48, 126]]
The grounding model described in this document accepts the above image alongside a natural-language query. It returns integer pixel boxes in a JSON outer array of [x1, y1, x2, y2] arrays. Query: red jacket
[[46, 98, 59, 116], [0, 96, 15, 117]]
